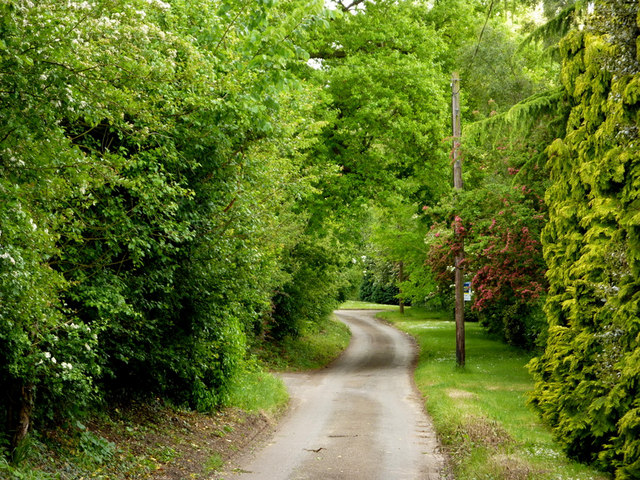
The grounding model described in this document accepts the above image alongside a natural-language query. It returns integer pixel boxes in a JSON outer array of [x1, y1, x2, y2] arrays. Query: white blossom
[[145, 0, 171, 9], [0, 252, 16, 264]]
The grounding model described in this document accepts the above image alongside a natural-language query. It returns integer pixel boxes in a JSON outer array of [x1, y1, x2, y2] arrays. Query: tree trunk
[[10, 383, 35, 451]]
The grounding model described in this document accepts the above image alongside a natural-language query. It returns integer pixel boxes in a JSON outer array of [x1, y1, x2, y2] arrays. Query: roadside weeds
[[3, 402, 281, 480]]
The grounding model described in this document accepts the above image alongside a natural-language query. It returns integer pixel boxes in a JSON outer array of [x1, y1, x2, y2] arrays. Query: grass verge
[[339, 300, 401, 310], [226, 368, 289, 414], [254, 313, 351, 371], [380, 308, 611, 480], [2, 314, 351, 479]]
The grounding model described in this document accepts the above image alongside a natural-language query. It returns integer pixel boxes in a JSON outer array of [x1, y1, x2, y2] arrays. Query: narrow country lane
[[228, 310, 446, 480]]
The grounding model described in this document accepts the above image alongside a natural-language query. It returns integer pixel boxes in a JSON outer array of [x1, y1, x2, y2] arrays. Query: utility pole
[[451, 72, 465, 367], [398, 261, 405, 314]]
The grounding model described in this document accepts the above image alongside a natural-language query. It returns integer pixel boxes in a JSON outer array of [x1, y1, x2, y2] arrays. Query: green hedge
[[529, 3, 640, 477]]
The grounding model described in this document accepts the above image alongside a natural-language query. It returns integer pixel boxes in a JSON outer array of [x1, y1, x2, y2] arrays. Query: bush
[[359, 274, 400, 305], [477, 300, 546, 350]]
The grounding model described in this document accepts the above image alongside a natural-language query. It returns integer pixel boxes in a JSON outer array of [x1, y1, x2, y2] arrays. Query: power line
[[468, 0, 496, 69]]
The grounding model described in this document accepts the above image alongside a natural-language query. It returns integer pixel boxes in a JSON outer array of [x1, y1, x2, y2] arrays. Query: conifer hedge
[[529, 2, 640, 477]]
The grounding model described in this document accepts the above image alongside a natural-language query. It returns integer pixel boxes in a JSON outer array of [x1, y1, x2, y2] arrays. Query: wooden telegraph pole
[[451, 72, 465, 367], [398, 261, 405, 314]]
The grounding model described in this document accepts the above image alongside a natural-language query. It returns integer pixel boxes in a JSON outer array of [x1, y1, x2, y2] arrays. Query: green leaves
[[0, 0, 345, 443], [529, 3, 640, 475]]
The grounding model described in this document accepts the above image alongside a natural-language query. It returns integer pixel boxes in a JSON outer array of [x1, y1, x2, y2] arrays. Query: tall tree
[[300, 0, 453, 311]]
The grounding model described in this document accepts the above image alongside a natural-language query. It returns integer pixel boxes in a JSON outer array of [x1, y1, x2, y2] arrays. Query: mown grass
[[254, 314, 351, 371], [339, 299, 402, 310], [380, 308, 611, 480]]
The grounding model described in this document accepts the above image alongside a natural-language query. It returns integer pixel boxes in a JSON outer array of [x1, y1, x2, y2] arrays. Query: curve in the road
[[230, 309, 446, 480]]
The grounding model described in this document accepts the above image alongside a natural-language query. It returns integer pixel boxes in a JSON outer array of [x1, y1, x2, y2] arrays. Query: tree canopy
[[1, 0, 639, 476]]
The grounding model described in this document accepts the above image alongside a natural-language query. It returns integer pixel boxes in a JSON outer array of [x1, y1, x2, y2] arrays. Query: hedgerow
[[529, 2, 640, 477]]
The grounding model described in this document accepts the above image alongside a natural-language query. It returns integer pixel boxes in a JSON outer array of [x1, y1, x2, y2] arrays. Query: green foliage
[[416, 0, 569, 347], [226, 367, 288, 414], [423, 123, 554, 349], [520, 1, 588, 57], [204, 452, 224, 473], [366, 201, 437, 308], [529, 2, 640, 476], [309, 0, 450, 207], [382, 308, 609, 480], [78, 428, 116, 466], [0, 0, 341, 446], [460, 23, 558, 117], [359, 261, 401, 306], [1, 0, 462, 446], [359, 0, 564, 329], [270, 235, 353, 339]]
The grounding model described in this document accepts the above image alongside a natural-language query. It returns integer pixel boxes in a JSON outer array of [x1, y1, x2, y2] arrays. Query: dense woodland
[[0, 0, 638, 477]]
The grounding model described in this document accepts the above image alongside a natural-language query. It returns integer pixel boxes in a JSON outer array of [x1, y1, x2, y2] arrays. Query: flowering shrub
[[469, 213, 548, 348], [472, 225, 545, 311], [424, 136, 549, 348]]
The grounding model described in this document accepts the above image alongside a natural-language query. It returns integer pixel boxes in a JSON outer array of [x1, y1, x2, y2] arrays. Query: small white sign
[[463, 282, 472, 302]]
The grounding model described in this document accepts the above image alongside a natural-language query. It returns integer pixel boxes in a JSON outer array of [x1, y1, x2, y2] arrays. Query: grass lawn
[[380, 308, 611, 480]]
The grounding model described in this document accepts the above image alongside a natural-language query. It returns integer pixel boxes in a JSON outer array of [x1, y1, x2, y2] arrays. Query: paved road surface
[[230, 309, 445, 479]]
